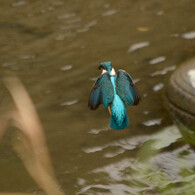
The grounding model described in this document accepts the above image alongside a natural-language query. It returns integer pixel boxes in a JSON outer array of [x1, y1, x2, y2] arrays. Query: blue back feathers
[[116, 70, 140, 106], [89, 65, 140, 130], [109, 76, 129, 129], [89, 73, 114, 110]]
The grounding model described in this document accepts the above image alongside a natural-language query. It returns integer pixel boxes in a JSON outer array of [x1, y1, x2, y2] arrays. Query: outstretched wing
[[88, 73, 114, 110], [116, 70, 140, 106]]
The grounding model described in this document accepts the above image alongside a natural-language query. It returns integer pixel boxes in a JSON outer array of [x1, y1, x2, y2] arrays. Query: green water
[[0, 0, 195, 194]]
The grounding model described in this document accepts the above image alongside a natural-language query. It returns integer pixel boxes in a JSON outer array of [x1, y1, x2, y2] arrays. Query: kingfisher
[[88, 61, 140, 130]]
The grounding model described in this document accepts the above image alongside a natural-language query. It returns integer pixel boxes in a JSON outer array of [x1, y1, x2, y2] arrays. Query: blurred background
[[0, 0, 195, 194]]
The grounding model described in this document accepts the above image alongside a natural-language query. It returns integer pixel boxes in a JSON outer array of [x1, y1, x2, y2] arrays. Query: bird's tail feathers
[[110, 114, 129, 130]]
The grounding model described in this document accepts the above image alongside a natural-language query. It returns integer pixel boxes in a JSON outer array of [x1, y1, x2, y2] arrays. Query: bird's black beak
[[97, 65, 101, 70]]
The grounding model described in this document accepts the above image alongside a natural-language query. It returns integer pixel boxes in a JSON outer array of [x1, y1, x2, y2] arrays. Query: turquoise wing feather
[[89, 72, 114, 109], [116, 70, 140, 106]]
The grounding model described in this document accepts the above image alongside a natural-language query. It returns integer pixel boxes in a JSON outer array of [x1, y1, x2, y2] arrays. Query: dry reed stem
[[2, 77, 65, 195]]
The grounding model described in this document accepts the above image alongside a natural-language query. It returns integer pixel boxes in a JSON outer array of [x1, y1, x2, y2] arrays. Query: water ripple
[[150, 65, 176, 77], [104, 148, 125, 158], [77, 28, 89, 33], [102, 10, 118, 16], [127, 41, 150, 52], [156, 10, 164, 16], [77, 20, 97, 33], [83, 135, 149, 154], [92, 158, 133, 181], [88, 126, 110, 134], [47, 6, 54, 11], [60, 24, 80, 30], [53, 1, 64, 6], [60, 65, 72, 71], [142, 118, 162, 126], [58, 13, 76, 20], [85, 20, 97, 28], [143, 111, 149, 115], [182, 31, 195, 39], [112, 135, 149, 150], [80, 126, 183, 194], [83, 145, 108, 153], [153, 83, 164, 92], [133, 78, 141, 84], [12, 0, 27, 7], [153, 145, 195, 179], [56, 33, 75, 40], [60, 99, 79, 106], [78, 183, 138, 195], [20, 54, 35, 60], [2, 62, 16, 67], [77, 178, 86, 186], [149, 56, 166, 65], [66, 17, 81, 24]]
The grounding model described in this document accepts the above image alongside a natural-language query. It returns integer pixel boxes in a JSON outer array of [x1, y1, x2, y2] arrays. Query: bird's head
[[98, 61, 112, 73]]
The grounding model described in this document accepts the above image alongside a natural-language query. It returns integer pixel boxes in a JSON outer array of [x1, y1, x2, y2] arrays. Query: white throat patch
[[110, 68, 116, 75], [101, 68, 116, 75]]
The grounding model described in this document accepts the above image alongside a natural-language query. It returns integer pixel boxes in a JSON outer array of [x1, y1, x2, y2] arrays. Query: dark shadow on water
[[0, 22, 52, 38]]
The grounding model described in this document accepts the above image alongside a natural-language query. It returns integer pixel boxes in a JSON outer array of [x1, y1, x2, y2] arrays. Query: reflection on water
[[12, 1, 27, 7], [79, 125, 195, 194], [102, 10, 118, 17], [149, 56, 166, 65], [0, 0, 195, 194], [127, 41, 150, 52], [182, 31, 195, 40], [142, 118, 162, 126], [188, 69, 195, 88], [88, 126, 110, 135], [58, 13, 77, 20], [83, 134, 149, 154], [153, 83, 164, 92], [60, 99, 79, 106], [150, 65, 176, 77], [60, 65, 73, 71]]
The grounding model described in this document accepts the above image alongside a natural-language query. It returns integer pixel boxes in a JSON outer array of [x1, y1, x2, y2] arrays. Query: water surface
[[0, 0, 195, 194]]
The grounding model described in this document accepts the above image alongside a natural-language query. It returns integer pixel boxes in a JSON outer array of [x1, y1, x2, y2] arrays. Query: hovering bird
[[88, 61, 140, 130]]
